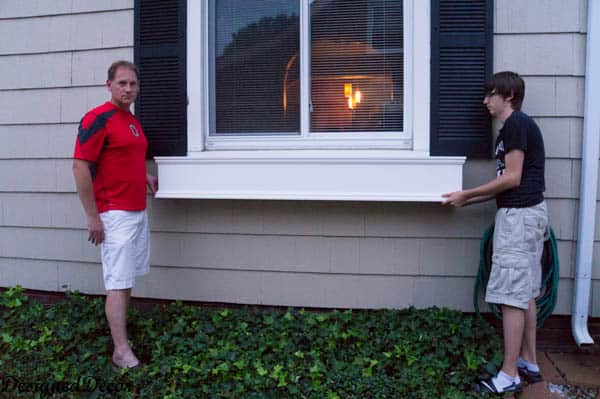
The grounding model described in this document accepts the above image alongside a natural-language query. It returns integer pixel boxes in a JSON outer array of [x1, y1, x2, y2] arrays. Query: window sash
[[193, 0, 414, 151], [310, 0, 405, 133], [209, 0, 301, 136]]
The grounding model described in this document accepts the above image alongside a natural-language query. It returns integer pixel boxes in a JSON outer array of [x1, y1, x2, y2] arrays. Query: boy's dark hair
[[485, 71, 525, 110], [107, 60, 139, 81]]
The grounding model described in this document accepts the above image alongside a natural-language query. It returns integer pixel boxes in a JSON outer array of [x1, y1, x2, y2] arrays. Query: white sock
[[492, 370, 521, 391], [518, 356, 540, 373]]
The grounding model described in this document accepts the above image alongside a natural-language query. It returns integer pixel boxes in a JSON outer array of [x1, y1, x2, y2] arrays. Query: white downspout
[[572, 0, 599, 347]]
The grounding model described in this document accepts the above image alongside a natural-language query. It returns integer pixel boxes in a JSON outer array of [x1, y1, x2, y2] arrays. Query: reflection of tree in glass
[[216, 14, 300, 134]]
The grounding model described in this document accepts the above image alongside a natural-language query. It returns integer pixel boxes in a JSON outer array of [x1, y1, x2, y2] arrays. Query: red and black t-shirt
[[74, 102, 148, 213]]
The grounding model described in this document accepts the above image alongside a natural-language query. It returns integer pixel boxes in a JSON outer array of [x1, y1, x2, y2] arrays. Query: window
[[136, 0, 492, 201], [202, 0, 411, 150], [211, 1, 300, 135], [310, 0, 404, 134]]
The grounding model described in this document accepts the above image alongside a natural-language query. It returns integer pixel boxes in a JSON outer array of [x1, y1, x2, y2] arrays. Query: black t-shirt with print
[[495, 110, 545, 208]]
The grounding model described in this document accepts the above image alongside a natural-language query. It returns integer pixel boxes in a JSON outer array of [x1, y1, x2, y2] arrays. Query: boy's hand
[[442, 191, 468, 207]]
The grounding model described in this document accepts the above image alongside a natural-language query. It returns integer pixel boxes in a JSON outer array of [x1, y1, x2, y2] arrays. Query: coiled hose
[[473, 224, 560, 327]]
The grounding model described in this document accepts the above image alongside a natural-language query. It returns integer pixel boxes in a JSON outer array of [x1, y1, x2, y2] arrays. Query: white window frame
[[154, 0, 465, 202]]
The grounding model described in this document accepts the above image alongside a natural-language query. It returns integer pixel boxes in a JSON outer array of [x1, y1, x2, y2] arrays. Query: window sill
[[154, 150, 465, 202]]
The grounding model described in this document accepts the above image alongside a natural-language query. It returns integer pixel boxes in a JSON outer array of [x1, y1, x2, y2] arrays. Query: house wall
[[0, 0, 596, 316], [494, 0, 593, 314]]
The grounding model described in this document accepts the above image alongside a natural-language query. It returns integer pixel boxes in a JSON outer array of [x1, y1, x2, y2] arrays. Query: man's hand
[[146, 174, 158, 194], [441, 191, 469, 207], [87, 214, 104, 245], [73, 159, 104, 244]]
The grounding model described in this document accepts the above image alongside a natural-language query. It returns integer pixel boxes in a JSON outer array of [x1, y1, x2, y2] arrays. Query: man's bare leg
[[106, 289, 139, 368], [501, 304, 526, 377], [519, 298, 537, 364]]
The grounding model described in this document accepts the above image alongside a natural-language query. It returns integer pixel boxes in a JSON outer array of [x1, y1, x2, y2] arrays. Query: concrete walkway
[[506, 351, 600, 399]]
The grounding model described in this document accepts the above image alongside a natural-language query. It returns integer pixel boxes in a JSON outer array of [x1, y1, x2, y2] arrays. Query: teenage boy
[[442, 71, 547, 394]]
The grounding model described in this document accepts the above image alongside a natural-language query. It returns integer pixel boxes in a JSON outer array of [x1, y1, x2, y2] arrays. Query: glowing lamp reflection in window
[[344, 83, 362, 109]]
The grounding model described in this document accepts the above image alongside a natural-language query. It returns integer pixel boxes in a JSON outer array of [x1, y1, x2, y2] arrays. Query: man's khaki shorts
[[100, 210, 150, 290], [485, 201, 548, 310]]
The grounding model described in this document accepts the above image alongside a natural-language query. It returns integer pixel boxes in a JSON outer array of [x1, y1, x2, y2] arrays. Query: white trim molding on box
[[155, 0, 465, 201], [155, 150, 464, 202]]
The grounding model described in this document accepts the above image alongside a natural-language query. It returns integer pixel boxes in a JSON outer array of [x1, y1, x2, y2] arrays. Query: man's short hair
[[484, 71, 525, 111], [107, 61, 139, 81]]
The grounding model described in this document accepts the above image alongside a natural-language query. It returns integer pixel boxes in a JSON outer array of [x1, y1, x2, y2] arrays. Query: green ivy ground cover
[[0, 286, 502, 398]]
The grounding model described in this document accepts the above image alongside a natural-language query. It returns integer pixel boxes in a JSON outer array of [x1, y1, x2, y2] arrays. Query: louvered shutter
[[430, 0, 493, 158], [134, 0, 187, 157]]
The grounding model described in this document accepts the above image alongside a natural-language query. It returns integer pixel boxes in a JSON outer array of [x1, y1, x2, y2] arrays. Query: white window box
[[156, 150, 464, 202]]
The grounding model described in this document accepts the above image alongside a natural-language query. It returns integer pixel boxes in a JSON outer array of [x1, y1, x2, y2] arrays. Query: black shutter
[[430, 0, 493, 158], [134, 0, 187, 157]]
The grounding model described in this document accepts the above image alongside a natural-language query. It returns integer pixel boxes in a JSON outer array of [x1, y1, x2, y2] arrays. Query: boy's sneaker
[[518, 365, 543, 384], [474, 377, 523, 395]]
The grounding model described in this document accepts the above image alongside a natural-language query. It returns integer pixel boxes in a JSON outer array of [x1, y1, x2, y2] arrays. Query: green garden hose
[[473, 224, 560, 327]]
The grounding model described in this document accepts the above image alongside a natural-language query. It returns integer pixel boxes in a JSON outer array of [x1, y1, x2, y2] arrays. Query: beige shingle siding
[[0, 1, 133, 19], [0, 12, 132, 55], [0, 125, 75, 159], [0, 49, 132, 91], [0, 3, 134, 298], [494, 0, 587, 34], [0, 0, 596, 315], [491, 0, 592, 315]]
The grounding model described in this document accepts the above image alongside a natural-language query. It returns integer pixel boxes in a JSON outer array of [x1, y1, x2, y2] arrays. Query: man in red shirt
[[73, 61, 158, 369]]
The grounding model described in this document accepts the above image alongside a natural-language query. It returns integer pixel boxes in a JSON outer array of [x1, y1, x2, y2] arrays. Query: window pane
[[213, 0, 300, 134], [311, 0, 403, 133]]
